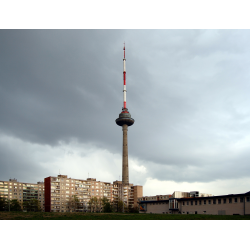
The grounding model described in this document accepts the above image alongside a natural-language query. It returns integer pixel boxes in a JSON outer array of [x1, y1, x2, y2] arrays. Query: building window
[[218, 199, 221, 204], [191, 201, 193, 205], [229, 198, 232, 203], [240, 197, 244, 203], [187, 201, 189, 205], [213, 199, 216, 204], [204, 200, 206, 205], [203, 211, 206, 214], [183, 201, 185, 205], [187, 212, 189, 214], [246, 197, 250, 202], [199, 200, 201, 205], [234, 198, 237, 203], [208, 200, 211, 204], [195, 201, 197, 205], [223, 198, 226, 204]]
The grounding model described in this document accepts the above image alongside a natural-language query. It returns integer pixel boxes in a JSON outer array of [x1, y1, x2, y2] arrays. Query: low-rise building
[[138, 191, 250, 215]]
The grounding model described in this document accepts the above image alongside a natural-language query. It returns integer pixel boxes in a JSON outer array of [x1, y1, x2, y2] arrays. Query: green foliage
[[102, 197, 112, 213], [129, 205, 139, 213], [0, 198, 22, 211], [88, 197, 113, 213], [0, 197, 8, 211], [117, 200, 125, 213], [88, 197, 103, 212], [10, 199, 22, 211], [112, 199, 127, 213], [23, 199, 41, 212], [67, 195, 80, 212]]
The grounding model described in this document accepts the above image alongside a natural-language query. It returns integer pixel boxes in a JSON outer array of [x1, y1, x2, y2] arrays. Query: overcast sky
[[1, 29, 250, 196]]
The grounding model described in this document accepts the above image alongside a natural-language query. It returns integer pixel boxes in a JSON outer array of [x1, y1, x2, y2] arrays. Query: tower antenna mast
[[123, 43, 127, 109]]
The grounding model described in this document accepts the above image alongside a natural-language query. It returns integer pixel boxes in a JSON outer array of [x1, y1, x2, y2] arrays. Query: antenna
[[123, 43, 126, 109]]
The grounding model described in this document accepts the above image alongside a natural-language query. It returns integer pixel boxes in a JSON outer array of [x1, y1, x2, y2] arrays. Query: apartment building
[[44, 175, 114, 212], [138, 191, 250, 215], [1, 174, 143, 213], [0, 178, 45, 211], [112, 181, 143, 210], [44, 175, 143, 212]]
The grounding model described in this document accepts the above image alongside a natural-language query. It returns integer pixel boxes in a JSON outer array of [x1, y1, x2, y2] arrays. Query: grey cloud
[[1, 29, 250, 187]]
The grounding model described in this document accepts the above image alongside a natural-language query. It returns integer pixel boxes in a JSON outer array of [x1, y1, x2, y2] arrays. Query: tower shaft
[[122, 124, 129, 185]]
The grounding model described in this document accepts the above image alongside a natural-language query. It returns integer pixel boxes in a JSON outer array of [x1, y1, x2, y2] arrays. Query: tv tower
[[116, 44, 134, 186]]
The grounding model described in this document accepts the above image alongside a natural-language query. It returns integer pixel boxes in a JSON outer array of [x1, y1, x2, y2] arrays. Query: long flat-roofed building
[[138, 191, 250, 215]]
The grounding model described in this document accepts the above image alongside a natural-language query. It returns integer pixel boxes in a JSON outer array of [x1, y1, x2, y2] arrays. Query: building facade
[[44, 175, 143, 212], [0, 178, 44, 211], [44, 175, 113, 212], [112, 180, 143, 211], [138, 191, 250, 215]]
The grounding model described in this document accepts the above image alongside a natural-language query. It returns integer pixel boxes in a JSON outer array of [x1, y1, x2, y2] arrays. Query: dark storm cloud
[[0, 30, 123, 146], [1, 29, 250, 186]]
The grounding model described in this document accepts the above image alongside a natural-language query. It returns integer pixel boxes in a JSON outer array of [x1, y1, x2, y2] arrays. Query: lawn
[[1, 212, 250, 220]]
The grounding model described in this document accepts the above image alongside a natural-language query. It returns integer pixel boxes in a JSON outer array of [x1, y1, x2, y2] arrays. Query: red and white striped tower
[[123, 43, 127, 109], [116, 44, 134, 186]]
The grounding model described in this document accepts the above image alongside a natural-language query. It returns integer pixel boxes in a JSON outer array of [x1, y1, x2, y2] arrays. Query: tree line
[[0, 197, 41, 212], [86, 197, 138, 213], [0, 196, 139, 213]]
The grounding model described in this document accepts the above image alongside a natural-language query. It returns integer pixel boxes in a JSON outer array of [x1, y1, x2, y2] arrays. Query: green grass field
[[1, 211, 250, 220]]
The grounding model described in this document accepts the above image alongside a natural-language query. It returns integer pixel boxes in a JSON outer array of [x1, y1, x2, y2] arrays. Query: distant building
[[138, 191, 250, 215], [0, 178, 44, 211]]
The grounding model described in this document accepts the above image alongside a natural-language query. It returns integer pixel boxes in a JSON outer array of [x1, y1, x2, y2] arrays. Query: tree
[[88, 197, 98, 212], [0, 198, 22, 211], [67, 195, 79, 212], [0, 197, 8, 211], [102, 197, 112, 213], [129, 205, 139, 213], [117, 200, 125, 213], [10, 199, 22, 211], [23, 199, 41, 212], [88, 197, 105, 212]]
